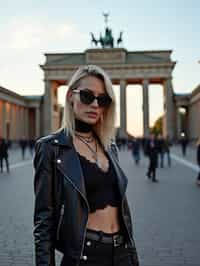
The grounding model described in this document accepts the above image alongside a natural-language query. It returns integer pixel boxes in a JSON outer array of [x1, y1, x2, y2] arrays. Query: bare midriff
[[86, 205, 121, 233]]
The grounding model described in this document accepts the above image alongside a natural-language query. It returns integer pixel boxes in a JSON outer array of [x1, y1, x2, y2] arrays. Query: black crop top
[[78, 153, 121, 213]]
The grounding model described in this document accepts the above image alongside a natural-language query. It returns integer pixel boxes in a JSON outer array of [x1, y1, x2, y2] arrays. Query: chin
[[84, 117, 99, 125]]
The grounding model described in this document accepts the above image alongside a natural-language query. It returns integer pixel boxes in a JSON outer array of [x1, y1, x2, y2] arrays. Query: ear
[[66, 89, 73, 104]]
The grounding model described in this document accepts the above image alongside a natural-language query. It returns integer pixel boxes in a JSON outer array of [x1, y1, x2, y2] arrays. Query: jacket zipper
[[121, 195, 135, 247], [75, 187, 90, 259], [56, 204, 65, 240], [58, 170, 90, 259]]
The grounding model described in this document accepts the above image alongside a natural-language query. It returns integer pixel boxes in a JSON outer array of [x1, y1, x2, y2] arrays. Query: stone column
[[163, 78, 175, 139], [52, 81, 59, 131], [12, 105, 17, 141], [10, 104, 13, 140], [21, 107, 25, 137], [2, 101, 6, 138], [35, 107, 40, 138], [24, 108, 29, 139], [119, 80, 127, 137], [43, 80, 53, 135], [16, 106, 20, 140], [142, 79, 150, 137], [176, 106, 181, 139]]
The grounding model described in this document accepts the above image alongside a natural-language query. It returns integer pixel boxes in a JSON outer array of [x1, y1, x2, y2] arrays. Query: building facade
[[0, 86, 42, 141]]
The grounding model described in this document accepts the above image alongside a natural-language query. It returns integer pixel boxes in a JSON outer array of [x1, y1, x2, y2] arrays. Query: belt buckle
[[113, 235, 120, 247]]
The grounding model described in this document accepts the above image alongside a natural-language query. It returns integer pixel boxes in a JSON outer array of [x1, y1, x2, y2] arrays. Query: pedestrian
[[19, 136, 27, 159], [33, 65, 139, 266], [146, 133, 159, 182], [180, 133, 188, 156], [196, 137, 200, 186], [157, 134, 165, 168], [163, 135, 171, 167], [0, 138, 10, 173], [131, 137, 140, 165], [28, 138, 35, 156]]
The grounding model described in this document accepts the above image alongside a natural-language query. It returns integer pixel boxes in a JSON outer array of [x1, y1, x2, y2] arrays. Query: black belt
[[85, 230, 125, 247]]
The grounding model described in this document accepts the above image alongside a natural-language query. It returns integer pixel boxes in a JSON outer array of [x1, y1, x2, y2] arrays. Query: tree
[[150, 116, 163, 135]]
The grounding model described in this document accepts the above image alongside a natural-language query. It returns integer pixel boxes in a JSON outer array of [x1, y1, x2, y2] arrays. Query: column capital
[[142, 79, 149, 86], [163, 77, 173, 86], [120, 79, 127, 87]]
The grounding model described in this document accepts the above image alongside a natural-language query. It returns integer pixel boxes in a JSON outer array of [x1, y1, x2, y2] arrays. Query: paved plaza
[[0, 145, 199, 266]]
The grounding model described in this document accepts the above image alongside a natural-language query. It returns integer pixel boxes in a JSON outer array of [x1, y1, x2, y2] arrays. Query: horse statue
[[99, 27, 114, 48], [90, 32, 98, 46], [99, 33, 104, 48], [117, 31, 123, 46]]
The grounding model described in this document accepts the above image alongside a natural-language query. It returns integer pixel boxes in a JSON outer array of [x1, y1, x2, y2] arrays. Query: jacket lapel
[[56, 148, 87, 198], [52, 128, 87, 200]]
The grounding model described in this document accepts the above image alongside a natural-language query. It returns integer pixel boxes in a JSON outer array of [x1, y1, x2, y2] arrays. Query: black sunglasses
[[73, 89, 112, 107]]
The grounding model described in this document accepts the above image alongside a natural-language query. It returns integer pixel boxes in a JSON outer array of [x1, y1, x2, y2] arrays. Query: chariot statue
[[90, 13, 123, 49]]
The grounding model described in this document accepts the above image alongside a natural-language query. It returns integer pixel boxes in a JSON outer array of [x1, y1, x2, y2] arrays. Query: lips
[[86, 112, 98, 118]]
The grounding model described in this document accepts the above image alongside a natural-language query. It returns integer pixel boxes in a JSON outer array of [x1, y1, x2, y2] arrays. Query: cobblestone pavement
[[0, 148, 199, 266], [171, 144, 198, 165], [119, 149, 200, 266]]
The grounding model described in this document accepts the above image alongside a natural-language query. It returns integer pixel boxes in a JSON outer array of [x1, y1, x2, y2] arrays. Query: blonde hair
[[61, 65, 116, 150]]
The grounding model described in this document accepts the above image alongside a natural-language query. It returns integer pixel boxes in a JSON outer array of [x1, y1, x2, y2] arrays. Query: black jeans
[[147, 161, 157, 181], [0, 156, 10, 173], [61, 230, 137, 266]]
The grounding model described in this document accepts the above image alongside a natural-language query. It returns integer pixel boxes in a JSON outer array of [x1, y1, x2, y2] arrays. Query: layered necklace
[[74, 119, 101, 168]]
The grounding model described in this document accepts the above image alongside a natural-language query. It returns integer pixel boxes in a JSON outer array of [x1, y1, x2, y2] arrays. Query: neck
[[75, 118, 93, 135]]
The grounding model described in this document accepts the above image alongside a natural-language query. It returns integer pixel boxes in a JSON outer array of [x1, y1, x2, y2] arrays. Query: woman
[[196, 137, 200, 186], [33, 65, 139, 266]]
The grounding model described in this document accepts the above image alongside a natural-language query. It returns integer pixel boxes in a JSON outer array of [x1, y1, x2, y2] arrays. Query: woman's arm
[[33, 140, 56, 266]]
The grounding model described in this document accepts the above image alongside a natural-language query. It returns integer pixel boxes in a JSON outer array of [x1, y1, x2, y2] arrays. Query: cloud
[[0, 15, 89, 98], [0, 16, 85, 50]]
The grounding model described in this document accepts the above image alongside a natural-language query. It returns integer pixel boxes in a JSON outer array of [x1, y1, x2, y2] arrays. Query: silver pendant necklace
[[75, 135, 101, 168]]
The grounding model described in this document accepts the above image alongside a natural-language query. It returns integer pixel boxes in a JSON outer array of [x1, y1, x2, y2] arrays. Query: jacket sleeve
[[33, 140, 56, 266], [124, 196, 139, 266]]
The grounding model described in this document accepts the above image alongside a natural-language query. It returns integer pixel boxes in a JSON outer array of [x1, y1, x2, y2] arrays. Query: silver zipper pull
[[60, 204, 64, 214]]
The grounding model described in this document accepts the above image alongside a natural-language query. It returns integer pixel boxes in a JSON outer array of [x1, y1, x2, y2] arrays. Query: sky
[[0, 0, 200, 135]]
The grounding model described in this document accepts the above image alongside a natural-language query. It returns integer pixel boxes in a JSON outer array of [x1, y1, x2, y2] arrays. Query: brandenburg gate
[[40, 48, 176, 138]]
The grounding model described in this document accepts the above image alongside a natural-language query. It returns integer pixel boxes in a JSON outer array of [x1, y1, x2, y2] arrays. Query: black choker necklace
[[75, 119, 93, 133]]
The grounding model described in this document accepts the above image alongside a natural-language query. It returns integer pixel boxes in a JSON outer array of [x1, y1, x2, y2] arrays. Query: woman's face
[[68, 75, 107, 125]]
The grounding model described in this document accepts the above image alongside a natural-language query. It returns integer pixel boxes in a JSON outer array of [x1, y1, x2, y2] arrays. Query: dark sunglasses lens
[[98, 95, 112, 107], [80, 90, 94, 104]]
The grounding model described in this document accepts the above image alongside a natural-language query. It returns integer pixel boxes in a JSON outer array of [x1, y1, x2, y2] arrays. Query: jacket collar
[[51, 127, 73, 147]]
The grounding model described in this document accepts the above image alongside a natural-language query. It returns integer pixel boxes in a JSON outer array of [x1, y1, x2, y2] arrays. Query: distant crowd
[[0, 137, 36, 173], [116, 133, 200, 186]]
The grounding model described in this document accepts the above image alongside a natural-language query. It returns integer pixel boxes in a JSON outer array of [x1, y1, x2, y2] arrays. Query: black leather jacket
[[33, 128, 139, 266]]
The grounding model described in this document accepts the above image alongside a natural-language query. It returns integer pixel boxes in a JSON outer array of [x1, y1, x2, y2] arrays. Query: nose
[[91, 98, 99, 107]]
